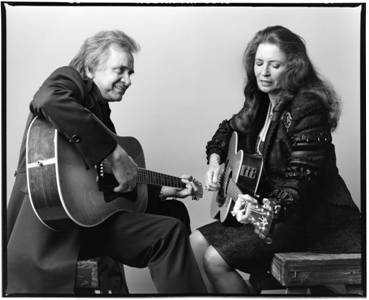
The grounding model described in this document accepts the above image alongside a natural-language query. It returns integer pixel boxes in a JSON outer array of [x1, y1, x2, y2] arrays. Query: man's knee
[[163, 216, 187, 239], [165, 200, 191, 229], [160, 200, 191, 234], [146, 215, 188, 247], [148, 217, 188, 264]]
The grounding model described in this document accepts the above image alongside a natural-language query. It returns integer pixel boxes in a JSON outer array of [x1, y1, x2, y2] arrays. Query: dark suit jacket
[[7, 66, 119, 294]]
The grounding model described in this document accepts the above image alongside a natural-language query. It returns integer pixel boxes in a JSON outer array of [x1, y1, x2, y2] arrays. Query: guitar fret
[[154, 172, 157, 185], [102, 164, 185, 188], [158, 173, 163, 185]]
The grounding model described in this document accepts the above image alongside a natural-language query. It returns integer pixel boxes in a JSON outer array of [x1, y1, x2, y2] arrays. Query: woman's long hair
[[242, 25, 340, 131], [69, 30, 140, 80]]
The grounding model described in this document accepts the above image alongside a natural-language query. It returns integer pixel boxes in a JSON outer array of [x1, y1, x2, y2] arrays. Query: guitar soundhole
[[216, 170, 231, 206]]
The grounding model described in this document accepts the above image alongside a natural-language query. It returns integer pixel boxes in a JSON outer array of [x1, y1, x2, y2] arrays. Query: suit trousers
[[78, 199, 206, 294]]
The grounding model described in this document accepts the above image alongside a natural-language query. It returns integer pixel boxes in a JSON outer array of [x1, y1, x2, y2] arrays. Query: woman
[[190, 25, 361, 294]]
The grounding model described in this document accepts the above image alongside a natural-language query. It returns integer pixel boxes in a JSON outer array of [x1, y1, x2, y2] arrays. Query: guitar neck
[[101, 161, 185, 188], [137, 168, 185, 188]]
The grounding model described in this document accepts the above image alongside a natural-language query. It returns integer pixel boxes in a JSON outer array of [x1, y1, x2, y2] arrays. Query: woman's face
[[254, 42, 287, 96]]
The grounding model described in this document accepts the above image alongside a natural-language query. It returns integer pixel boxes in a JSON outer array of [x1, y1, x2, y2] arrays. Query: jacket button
[[71, 134, 81, 143]]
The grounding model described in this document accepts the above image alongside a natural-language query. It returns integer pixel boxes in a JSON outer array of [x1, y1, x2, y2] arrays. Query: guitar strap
[[256, 103, 273, 155]]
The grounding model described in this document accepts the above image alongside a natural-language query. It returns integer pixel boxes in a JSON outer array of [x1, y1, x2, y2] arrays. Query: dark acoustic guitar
[[210, 131, 274, 240], [26, 117, 202, 231]]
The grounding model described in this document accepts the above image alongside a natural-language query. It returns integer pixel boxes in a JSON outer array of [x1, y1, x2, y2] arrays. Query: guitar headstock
[[246, 198, 274, 241]]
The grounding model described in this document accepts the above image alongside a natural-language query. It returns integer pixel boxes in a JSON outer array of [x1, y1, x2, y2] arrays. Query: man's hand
[[160, 175, 203, 200], [108, 144, 138, 193], [231, 194, 258, 224]]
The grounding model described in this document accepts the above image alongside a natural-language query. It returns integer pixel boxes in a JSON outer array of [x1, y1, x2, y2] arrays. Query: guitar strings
[[99, 161, 185, 187]]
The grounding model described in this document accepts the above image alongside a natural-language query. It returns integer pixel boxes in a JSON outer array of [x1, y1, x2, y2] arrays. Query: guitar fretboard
[[101, 162, 186, 189], [137, 168, 185, 188]]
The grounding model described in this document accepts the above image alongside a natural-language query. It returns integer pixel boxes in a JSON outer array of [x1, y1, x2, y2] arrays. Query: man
[[7, 30, 206, 294]]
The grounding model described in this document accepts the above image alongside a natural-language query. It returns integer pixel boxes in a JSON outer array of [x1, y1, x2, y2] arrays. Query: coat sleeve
[[30, 66, 117, 167], [268, 92, 335, 223], [205, 119, 233, 164], [205, 105, 252, 164]]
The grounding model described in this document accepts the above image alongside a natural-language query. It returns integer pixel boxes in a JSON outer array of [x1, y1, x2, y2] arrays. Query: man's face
[[87, 44, 134, 102]]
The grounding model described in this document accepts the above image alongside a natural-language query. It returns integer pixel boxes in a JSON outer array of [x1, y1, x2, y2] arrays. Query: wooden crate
[[271, 252, 362, 292], [75, 257, 129, 295], [76, 259, 99, 290]]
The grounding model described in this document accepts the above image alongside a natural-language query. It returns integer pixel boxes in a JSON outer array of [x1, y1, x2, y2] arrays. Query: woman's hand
[[231, 194, 258, 224], [205, 153, 222, 191], [160, 175, 203, 200]]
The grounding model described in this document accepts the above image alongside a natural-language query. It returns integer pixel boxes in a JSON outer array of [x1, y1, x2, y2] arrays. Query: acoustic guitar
[[26, 117, 202, 231], [210, 131, 274, 240]]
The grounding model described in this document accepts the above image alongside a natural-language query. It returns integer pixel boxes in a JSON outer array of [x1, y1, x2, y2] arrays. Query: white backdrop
[[5, 4, 362, 293]]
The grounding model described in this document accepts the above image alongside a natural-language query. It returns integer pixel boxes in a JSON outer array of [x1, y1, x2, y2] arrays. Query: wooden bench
[[75, 257, 129, 295], [269, 252, 363, 295]]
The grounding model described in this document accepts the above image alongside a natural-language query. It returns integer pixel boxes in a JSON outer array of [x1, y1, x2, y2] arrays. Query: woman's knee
[[190, 230, 206, 245], [203, 246, 231, 276], [189, 230, 208, 253]]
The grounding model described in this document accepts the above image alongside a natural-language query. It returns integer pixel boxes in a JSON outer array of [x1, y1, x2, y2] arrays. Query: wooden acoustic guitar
[[26, 117, 202, 231], [210, 131, 274, 240]]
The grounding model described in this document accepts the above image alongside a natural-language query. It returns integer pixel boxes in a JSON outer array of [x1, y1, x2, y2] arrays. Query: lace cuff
[[268, 189, 296, 223]]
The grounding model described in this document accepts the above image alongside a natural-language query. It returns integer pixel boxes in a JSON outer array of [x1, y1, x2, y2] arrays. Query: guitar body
[[210, 131, 263, 223], [26, 117, 148, 231]]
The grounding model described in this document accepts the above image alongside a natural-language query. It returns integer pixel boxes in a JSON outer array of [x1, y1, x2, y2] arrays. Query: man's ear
[[85, 66, 94, 79]]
